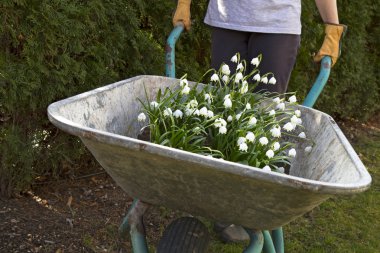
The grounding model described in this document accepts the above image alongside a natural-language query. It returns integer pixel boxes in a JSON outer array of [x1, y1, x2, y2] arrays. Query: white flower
[[289, 95, 297, 103], [253, 74, 261, 82], [194, 109, 200, 116], [207, 110, 214, 118], [224, 98, 232, 108], [222, 75, 229, 83], [211, 73, 219, 82], [185, 108, 194, 116], [163, 108, 172, 117], [221, 64, 231, 75], [270, 126, 281, 138], [239, 142, 248, 152], [246, 103, 251, 110], [181, 85, 190, 95], [288, 148, 297, 157], [277, 167, 285, 173], [259, 137, 269, 145], [205, 94, 212, 104], [283, 122, 294, 132], [269, 77, 276, 85], [224, 94, 231, 100], [246, 132, 255, 142], [219, 126, 227, 134], [273, 142, 280, 151], [298, 132, 306, 138], [214, 118, 227, 128], [251, 57, 260, 67], [231, 54, 238, 63], [266, 149, 274, 158], [179, 78, 188, 87], [199, 107, 208, 117], [173, 109, 183, 119], [291, 115, 302, 126], [236, 63, 244, 72], [235, 72, 243, 83], [150, 101, 159, 108], [273, 97, 281, 104], [236, 113, 242, 120], [261, 76, 268, 84], [240, 83, 248, 94], [187, 99, 198, 108], [237, 137, 246, 145], [227, 115, 233, 122], [193, 127, 201, 134], [276, 102, 285, 111], [137, 112, 146, 122], [295, 110, 301, 117], [262, 165, 271, 172], [269, 110, 276, 116], [305, 146, 313, 153], [248, 117, 257, 126]]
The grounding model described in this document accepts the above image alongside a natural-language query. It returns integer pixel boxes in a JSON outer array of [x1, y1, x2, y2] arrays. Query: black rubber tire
[[156, 217, 210, 253]]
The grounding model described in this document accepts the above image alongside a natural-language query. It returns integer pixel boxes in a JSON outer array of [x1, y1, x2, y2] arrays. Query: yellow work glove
[[314, 24, 347, 67], [173, 0, 191, 31]]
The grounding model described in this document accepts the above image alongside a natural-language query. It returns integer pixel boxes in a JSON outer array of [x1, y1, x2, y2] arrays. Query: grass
[[206, 124, 380, 252]]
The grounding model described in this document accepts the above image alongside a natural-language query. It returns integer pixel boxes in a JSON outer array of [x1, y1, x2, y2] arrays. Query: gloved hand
[[173, 0, 191, 31], [314, 23, 347, 67]]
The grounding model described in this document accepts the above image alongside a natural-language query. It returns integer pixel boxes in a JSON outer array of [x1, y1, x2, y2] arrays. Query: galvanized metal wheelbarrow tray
[[47, 25, 371, 253]]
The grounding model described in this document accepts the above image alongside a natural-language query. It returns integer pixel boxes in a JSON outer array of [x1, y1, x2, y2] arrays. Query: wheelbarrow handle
[[164, 24, 332, 109]]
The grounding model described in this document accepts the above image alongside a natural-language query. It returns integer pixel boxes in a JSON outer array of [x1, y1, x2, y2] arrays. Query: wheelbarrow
[[47, 24, 372, 253]]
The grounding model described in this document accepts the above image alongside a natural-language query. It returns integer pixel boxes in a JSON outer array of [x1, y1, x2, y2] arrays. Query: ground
[[0, 116, 379, 253]]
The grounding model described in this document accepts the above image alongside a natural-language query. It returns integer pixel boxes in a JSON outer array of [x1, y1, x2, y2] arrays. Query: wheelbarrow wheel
[[156, 217, 210, 253]]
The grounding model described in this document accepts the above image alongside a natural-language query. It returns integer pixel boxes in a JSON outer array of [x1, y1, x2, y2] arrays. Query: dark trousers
[[211, 27, 301, 94]]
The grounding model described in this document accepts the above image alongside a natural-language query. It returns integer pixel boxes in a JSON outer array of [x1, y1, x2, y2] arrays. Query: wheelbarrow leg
[[272, 227, 284, 253], [119, 199, 150, 253], [243, 229, 264, 253], [262, 230, 277, 253]]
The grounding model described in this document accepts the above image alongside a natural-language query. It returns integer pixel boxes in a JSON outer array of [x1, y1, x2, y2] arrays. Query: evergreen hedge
[[0, 0, 378, 196]]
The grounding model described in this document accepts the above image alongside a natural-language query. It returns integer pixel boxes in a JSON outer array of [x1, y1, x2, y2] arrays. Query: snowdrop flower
[[269, 77, 276, 85], [185, 108, 194, 116], [270, 126, 281, 138], [204, 94, 212, 104], [221, 64, 231, 75], [259, 137, 269, 145], [224, 98, 232, 108], [277, 167, 285, 173], [150, 101, 159, 108], [237, 137, 246, 145], [181, 85, 190, 95], [262, 165, 271, 172], [179, 78, 188, 87], [236, 63, 244, 72], [283, 122, 295, 132], [273, 142, 280, 151], [246, 132, 255, 142], [231, 54, 238, 63], [137, 112, 146, 122], [163, 108, 172, 117], [266, 149, 274, 158], [222, 75, 229, 83], [253, 74, 261, 82], [194, 109, 200, 116], [288, 148, 297, 157], [248, 117, 257, 126], [261, 76, 268, 84], [239, 142, 248, 152], [305, 146, 313, 153], [291, 115, 302, 126], [219, 126, 227, 134], [298, 132, 306, 138], [214, 118, 227, 128], [276, 102, 285, 111], [251, 57, 260, 67], [273, 97, 281, 104], [295, 110, 301, 117], [235, 72, 243, 83], [236, 113, 242, 120], [207, 110, 214, 118], [240, 83, 248, 94], [211, 73, 219, 82], [227, 115, 233, 122], [246, 103, 251, 110], [193, 127, 201, 134], [288, 95, 297, 103], [173, 109, 183, 119], [268, 110, 276, 116], [199, 107, 208, 117], [188, 99, 198, 108]]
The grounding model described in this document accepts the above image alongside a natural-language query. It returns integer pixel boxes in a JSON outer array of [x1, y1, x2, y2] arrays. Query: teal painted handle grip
[[165, 24, 184, 78]]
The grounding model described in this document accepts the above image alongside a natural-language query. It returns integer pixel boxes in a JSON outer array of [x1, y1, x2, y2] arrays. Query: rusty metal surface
[[47, 75, 372, 230]]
